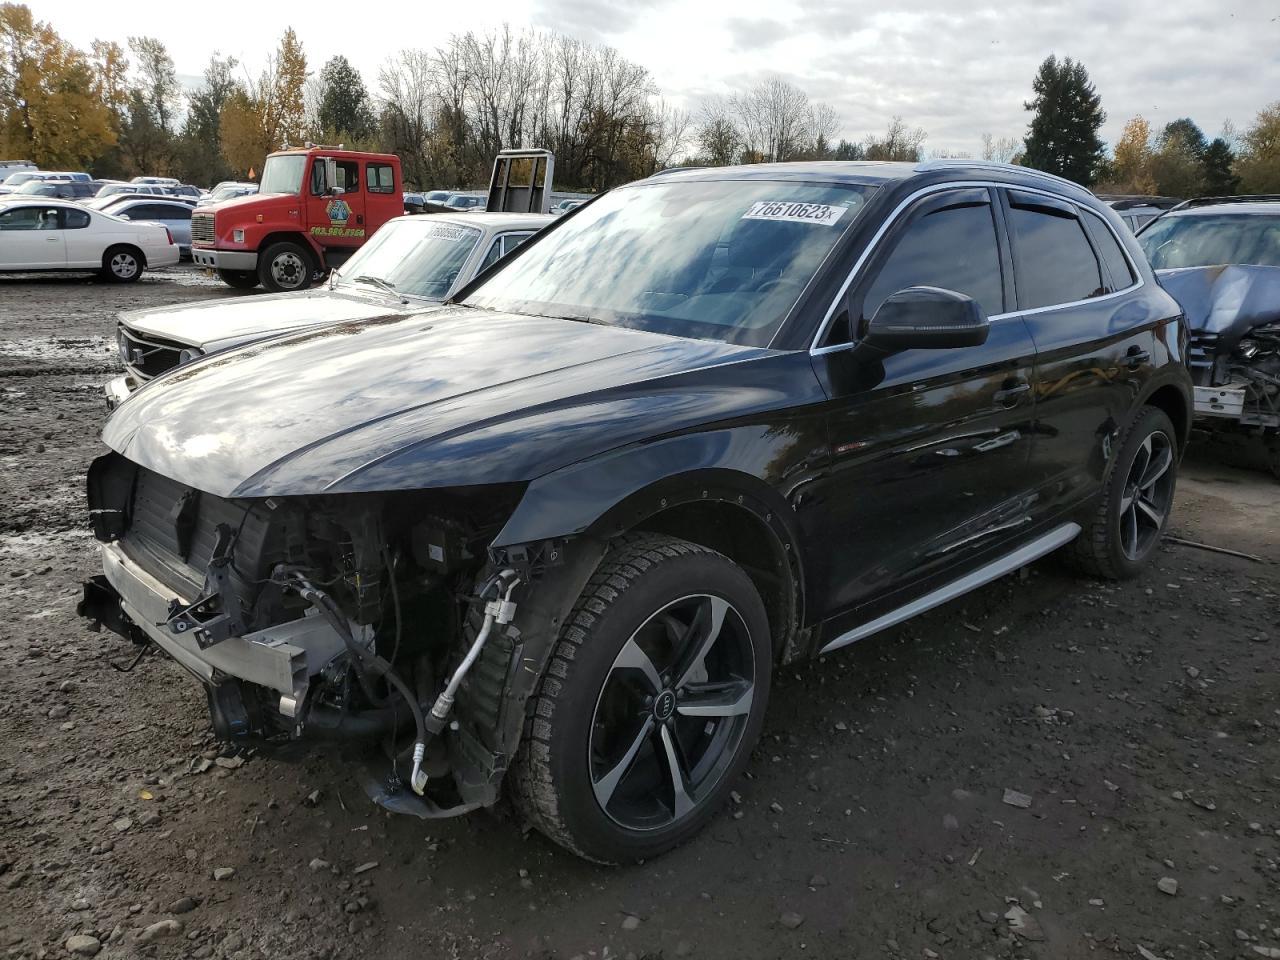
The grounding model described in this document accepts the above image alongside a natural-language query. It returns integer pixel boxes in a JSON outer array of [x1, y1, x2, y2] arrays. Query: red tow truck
[[191, 145, 404, 292]]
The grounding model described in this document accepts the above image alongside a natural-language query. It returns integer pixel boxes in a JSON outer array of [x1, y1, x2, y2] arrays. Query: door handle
[[993, 380, 1031, 407], [46, 237, 60, 242], [1125, 348, 1151, 368]]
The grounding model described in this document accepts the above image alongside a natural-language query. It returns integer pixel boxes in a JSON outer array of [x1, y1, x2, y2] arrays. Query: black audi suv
[[81, 160, 1192, 863]]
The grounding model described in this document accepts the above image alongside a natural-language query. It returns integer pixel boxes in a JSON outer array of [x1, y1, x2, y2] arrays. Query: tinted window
[[864, 202, 1003, 319], [62, 208, 90, 229], [502, 232, 532, 255], [478, 238, 503, 272], [1083, 209, 1136, 291], [367, 163, 395, 194], [1009, 206, 1103, 309]]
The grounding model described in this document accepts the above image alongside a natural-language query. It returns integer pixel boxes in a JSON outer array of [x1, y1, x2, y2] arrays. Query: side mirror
[[322, 157, 340, 195], [862, 286, 990, 351]]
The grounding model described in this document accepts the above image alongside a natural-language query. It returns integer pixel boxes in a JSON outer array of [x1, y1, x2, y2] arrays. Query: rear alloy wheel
[[258, 241, 314, 292], [1069, 406, 1178, 578], [101, 246, 143, 283], [217, 269, 260, 290], [512, 534, 771, 863]]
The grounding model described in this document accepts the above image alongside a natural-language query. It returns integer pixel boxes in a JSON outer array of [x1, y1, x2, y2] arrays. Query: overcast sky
[[48, 0, 1280, 157]]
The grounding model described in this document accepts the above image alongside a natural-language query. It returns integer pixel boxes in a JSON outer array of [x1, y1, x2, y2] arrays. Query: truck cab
[[191, 146, 403, 292]]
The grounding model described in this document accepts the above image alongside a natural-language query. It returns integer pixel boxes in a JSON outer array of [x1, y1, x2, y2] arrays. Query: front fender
[[491, 428, 820, 551]]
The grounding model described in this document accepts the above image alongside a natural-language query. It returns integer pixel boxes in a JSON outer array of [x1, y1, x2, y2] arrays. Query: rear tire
[[217, 269, 260, 290], [100, 245, 144, 283], [258, 241, 314, 292], [511, 533, 771, 863], [1069, 406, 1178, 579]]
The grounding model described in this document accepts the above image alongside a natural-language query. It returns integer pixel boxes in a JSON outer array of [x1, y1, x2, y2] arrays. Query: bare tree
[[980, 132, 1018, 163], [864, 116, 927, 161], [696, 96, 741, 166]]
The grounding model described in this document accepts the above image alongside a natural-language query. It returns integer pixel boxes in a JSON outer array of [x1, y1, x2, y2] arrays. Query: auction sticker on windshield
[[742, 200, 847, 226]]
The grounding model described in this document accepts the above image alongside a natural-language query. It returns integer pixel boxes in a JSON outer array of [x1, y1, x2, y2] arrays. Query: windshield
[[1139, 213, 1280, 269], [465, 179, 873, 345], [258, 155, 307, 195], [335, 218, 483, 299], [3, 172, 39, 186]]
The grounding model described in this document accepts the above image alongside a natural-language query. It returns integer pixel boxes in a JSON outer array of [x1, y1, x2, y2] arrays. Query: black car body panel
[[81, 160, 1193, 835]]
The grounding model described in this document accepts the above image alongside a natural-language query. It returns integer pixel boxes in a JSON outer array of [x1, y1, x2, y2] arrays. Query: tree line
[[2, 3, 1279, 196]]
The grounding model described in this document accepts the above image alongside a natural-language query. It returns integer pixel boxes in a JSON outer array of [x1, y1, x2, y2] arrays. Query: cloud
[[724, 17, 793, 50], [531, 0, 672, 43]]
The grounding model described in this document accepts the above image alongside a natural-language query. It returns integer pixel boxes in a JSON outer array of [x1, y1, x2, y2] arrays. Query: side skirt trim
[[819, 522, 1081, 655]]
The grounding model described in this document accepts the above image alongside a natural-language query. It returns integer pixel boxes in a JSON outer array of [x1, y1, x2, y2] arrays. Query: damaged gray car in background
[[1139, 196, 1280, 478]]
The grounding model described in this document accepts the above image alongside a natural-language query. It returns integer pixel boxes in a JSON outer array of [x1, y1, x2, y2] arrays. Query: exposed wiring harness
[[284, 566, 520, 797]]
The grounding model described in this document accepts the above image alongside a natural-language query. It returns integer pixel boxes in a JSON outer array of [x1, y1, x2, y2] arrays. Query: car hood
[[118, 288, 425, 351], [103, 307, 780, 498], [1158, 265, 1280, 347]]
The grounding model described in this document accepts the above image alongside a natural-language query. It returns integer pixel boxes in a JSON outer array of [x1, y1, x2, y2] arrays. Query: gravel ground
[[1, 267, 1277, 960]]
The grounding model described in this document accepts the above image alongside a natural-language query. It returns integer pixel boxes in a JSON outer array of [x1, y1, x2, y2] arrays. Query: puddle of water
[[0, 336, 115, 365]]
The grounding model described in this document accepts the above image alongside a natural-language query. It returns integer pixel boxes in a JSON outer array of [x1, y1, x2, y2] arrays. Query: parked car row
[[76, 158, 1211, 867]]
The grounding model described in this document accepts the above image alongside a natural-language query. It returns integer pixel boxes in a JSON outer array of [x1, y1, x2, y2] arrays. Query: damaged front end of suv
[[1159, 264, 1280, 478], [79, 450, 589, 816]]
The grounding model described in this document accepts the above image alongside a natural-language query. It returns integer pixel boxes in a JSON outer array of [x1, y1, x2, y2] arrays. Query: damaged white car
[[107, 211, 550, 407]]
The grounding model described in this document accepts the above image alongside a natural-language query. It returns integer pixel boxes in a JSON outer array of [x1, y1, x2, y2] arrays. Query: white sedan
[[0, 198, 179, 282]]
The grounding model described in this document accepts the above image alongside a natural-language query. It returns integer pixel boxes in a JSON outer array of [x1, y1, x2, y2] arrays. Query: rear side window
[[1082, 209, 1136, 292], [864, 202, 1004, 319], [62, 208, 90, 229], [366, 164, 395, 194], [1009, 206, 1104, 309]]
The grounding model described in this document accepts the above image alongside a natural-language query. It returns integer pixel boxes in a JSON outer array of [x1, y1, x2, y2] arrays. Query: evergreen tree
[[316, 55, 373, 143], [1160, 118, 1207, 158], [1022, 55, 1106, 185], [175, 54, 240, 185], [1200, 137, 1240, 196]]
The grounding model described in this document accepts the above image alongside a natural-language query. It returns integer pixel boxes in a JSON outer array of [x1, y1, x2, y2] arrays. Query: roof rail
[[1171, 194, 1280, 210], [647, 166, 705, 179], [914, 159, 1085, 191], [1095, 194, 1182, 210]]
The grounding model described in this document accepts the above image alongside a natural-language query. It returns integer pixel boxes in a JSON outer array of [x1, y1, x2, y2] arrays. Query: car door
[[57, 206, 97, 267], [808, 187, 1040, 628], [0, 205, 65, 267], [1000, 190, 1156, 517]]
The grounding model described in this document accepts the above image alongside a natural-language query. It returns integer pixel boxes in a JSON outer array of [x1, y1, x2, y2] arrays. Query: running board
[[819, 522, 1081, 655]]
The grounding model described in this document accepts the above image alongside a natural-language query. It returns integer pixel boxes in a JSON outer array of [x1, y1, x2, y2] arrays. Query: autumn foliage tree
[[1237, 101, 1280, 193], [0, 3, 116, 167], [1108, 116, 1157, 194], [219, 28, 308, 176]]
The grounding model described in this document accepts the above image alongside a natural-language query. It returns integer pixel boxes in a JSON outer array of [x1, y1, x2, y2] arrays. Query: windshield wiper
[[551, 313, 608, 326], [353, 273, 401, 296]]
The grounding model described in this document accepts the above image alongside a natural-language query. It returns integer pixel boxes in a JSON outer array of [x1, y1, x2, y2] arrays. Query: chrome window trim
[[809, 180, 1146, 356]]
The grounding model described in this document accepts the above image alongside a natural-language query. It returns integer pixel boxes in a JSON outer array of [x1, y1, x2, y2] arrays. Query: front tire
[[511, 534, 771, 863], [100, 245, 144, 283], [258, 241, 314, 292], [1069, 406, 1178, 579], [217, 269, 260, 290]]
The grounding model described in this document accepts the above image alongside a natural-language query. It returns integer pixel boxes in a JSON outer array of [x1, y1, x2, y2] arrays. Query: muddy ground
[[0, 267, 1277, 960]]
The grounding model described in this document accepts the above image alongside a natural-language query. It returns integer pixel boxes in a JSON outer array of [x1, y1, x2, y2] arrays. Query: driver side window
[[863, 202, 1004, 322]]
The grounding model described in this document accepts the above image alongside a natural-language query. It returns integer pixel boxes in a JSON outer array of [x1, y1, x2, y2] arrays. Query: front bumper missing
[[89, 541, 347, 717]]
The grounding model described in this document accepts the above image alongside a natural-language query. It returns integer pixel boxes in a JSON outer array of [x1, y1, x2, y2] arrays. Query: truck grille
[[191, 212, 215, 245], [118, 324, 186, 382], [121, 467, 276, 600]]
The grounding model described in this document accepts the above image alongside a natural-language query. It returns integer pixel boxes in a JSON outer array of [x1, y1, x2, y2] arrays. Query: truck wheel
[[100, 245, 144, 283], [511, 533, 771, 863], [1068, 406, 1178, 579], [258, 241, 314, 292], [217, 269, 260, 290]]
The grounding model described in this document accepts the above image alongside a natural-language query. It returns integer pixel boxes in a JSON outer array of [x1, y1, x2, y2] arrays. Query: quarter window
[[1009, 206, 1104, 309], [1082, 209, 1135, 292], [366, 163, 395, 194], [62, 208, 90, 229], [864, 202, 1004, 320]]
